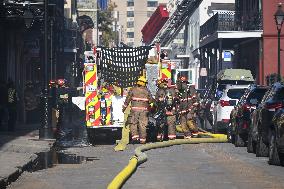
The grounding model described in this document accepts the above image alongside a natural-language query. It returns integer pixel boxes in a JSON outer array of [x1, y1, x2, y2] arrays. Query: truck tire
[[235, 134, 245, 147], [227, 123, 233, 143], [256, 135, 268, 157], [268, 131, 281, 165], [247, 132, 255, 153], [87, 128, 96, 145]]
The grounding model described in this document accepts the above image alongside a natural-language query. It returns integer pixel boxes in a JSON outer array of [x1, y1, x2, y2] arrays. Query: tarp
[[100, 46, 151, 88], [217, 69, 254, 81]]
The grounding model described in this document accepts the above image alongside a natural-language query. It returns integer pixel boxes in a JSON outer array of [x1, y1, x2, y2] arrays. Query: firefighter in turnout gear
[[155, 78, 178, 141], [122, 76, 154, 144], [177, 76, 199, 138]]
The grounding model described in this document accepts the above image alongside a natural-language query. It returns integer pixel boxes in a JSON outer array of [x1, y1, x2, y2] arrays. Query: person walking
[[122, 76, 154, 144], [7, 79, 18, 131], [155, 78, 178, 141]]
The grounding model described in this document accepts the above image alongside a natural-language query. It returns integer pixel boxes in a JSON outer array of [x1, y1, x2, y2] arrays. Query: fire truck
[[78, 47, 192, 143]]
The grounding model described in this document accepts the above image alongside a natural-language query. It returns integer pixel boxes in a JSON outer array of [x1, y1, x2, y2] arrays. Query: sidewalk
[[0, 123, 55, 188]]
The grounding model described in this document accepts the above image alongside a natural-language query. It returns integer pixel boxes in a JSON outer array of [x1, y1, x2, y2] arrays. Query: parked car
[[212, 85, 247, 133], [269, 108, 284, 165], [232, 85, 268, 147], [247, 88, 273, 153], [248, 82, 284, 157], [228, 85, 254, 143]]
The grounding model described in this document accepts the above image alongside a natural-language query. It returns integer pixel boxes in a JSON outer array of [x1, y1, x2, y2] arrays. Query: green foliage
[[98, 1, 117, 47]]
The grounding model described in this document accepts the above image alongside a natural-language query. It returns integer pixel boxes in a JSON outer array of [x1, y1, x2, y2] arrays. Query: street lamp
[[274, 3, 284, 81], [23, 9, 34, 28]]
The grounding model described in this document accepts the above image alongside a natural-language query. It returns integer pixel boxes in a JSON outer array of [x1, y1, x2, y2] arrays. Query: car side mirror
[[250, 98, 258, 105]]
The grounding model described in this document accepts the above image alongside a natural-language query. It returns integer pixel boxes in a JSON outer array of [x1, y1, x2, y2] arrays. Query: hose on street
[[107, 133, 227, 189]]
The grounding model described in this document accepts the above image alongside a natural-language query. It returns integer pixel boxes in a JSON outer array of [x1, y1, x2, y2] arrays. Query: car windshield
[[227, 88, 246, 99], [246, 88, 267, 104]]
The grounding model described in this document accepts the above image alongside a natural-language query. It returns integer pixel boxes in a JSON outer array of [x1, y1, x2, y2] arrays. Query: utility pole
[[40, 0, 53, 139]]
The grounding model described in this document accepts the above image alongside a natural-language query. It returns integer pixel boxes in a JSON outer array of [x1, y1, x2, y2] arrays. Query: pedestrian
[[7, 79, 18, 131], [0, 80, 7, 129], [122, 76, 154, 144], [155, 78, 178, 141], [177, 77, 199, 138]]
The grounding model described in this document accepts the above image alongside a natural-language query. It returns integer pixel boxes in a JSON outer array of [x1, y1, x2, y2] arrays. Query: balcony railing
[[235, 11, 263, 31], [200, 11, 263, 40]]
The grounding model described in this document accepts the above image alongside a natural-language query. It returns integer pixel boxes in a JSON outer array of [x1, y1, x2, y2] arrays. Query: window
[[147, 1, 158, 7], [127, 42, 134, 47], [227, 89, 246, 99], [176, 33, 184, 39], [147, 11, 154, 17], [127, 11, 134, 17], [127, 21, 134, 28], [127, 32, 134, 38], [127, 0, 134, 7]]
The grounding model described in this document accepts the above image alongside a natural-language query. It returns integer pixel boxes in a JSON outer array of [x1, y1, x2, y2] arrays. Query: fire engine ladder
[[151, 0, 202, 47]]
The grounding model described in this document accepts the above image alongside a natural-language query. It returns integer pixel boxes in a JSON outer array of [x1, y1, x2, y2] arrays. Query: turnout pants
[[129, 110, 148, 143], [157, 115, 176, 140], [180, 113, 198, 138]]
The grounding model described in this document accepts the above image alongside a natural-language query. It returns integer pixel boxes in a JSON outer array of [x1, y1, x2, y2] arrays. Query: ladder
[[151, 0, 202, 47]]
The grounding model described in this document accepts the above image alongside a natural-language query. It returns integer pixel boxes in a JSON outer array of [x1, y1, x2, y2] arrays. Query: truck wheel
[[87, 128, 96, 145], [235, 134, 245, 147], [268, 131, 281, 165], [247, 133, 255, 153], [256, 135, 268, 157]]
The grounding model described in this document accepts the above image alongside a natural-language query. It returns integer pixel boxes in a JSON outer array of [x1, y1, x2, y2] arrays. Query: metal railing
[[200, 11, 263, 40], [200, 11, 235, 40]]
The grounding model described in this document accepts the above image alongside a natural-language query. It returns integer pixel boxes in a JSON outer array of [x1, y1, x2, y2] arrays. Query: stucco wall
[[262, 0, 284, 84]]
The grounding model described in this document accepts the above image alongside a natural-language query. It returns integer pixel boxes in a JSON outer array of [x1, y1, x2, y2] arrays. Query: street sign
[[224, 51, 231, 62], [200, 68, 207, 76]]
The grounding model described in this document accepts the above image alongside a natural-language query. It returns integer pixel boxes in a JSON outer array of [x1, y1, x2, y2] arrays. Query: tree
[[98, 1, 117, 47]]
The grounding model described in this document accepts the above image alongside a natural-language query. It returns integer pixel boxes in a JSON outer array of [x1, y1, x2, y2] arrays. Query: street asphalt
[[6, 141, 284, 189]]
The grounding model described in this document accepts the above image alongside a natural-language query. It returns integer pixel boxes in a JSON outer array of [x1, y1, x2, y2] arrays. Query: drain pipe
[[107, 134, 227, 189]]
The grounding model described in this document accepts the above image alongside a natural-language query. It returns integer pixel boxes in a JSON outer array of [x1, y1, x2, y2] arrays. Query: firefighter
[[177, 77, 199, 138], [155, 78, 178, 141], [122, 76, 154, 144]]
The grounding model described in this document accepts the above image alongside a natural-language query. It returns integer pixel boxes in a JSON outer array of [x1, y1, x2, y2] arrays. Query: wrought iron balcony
[[200, 11, 235, 40], [200, 11, 263, 40], [234, 11, 263, 31]]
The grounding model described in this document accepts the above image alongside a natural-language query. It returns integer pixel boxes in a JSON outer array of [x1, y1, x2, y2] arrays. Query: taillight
[[220, 100, 230, 107], [222, 119, 230, 123], [242, 121, 249, 129], [265, 102, 283, 110]]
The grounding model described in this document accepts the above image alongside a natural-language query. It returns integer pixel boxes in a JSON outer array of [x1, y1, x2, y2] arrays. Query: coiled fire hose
[[108, 134, 227, 189]]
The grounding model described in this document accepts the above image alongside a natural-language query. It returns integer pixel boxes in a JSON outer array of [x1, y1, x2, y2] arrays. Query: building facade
[[112, 0, 168, 47]]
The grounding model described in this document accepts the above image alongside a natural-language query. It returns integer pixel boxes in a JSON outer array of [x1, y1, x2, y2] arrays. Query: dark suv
[[232, 85, 268, 147], [249, 83, 284, 157], [269, 108, 284, 165]]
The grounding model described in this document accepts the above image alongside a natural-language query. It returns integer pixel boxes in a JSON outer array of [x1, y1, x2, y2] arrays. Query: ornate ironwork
[[200, 10, 263, 40], [235, 11, 263, 31], [200, 11, 235, 40]]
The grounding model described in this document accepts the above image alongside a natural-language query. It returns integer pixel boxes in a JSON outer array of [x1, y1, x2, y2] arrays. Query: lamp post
[[274, 3, 284, 81], [39, 0, 53, 139]]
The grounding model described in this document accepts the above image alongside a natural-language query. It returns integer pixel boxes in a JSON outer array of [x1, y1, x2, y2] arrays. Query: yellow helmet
[[137, 76, 147, 86], [137, 76, 147, 83]]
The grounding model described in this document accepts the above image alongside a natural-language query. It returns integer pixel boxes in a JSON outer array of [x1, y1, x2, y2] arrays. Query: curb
[[0, 141, 55, 189]]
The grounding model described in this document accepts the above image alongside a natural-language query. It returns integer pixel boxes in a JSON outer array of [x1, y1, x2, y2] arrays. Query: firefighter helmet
[[156, 78, 168, 88], [57, 79, 66, 87], [137, 76, 147, 86], [178, 76, 188, 83]]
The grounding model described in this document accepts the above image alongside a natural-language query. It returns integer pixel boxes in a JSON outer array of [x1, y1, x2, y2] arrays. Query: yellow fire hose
[[108, 133, 227, 189]]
